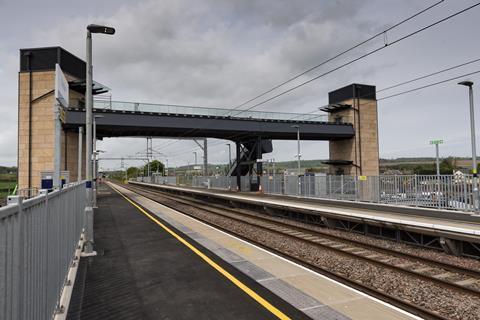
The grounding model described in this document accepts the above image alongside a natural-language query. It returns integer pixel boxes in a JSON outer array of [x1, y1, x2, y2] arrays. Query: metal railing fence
[[94, 99, 329, 122], [378, 174, 474, 210], [135, 174, 476, 212], [17, 187, 39, 199], [0, 182, 86, 320]]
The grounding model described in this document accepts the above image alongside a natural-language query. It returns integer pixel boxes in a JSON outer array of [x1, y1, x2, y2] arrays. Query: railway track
[[120, 182, 480, 320]]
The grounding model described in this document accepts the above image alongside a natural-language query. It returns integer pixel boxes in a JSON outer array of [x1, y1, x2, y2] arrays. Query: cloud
[[30, 0, 373, 107], [2, 0, 480, 168]]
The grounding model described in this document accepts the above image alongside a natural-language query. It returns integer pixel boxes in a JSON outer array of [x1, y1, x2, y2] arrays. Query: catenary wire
[[227, 0, 445, 112], [149, 2, 455, 147], [167, 68, 480, 160], [121, 2, 480, 165], [378, 70, 480, 100], [229, 2, 480, 116]]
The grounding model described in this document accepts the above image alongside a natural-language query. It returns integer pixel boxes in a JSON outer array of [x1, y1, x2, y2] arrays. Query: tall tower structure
[[17, 47, 108, 190], [322, 84, 380, 176]]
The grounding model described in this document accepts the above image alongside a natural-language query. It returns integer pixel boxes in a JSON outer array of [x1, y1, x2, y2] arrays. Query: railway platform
[[67, 183, 310, 320], [130, 181, 480, 258], [67, 182, 423, 320]]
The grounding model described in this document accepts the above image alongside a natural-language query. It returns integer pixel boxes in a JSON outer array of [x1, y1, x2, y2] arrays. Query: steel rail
[[152, 187, 480, 278], [126, 184, 480, 298], [129, 183, 480, 273]]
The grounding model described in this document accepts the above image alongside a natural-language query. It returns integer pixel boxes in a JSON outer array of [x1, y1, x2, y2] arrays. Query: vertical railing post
[[340, 175, 344, 198], [354, 176, 358, 201], [464, 176, 469, 211], [7, 195, 24, 320], [328, 175, 331, 198], [437, 175, 441, 209], [394, 174, 398, 205], [414, 174, 419, 207]]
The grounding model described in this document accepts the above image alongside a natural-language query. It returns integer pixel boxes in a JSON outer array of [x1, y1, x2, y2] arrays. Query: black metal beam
[[64, 109, 355, 141]]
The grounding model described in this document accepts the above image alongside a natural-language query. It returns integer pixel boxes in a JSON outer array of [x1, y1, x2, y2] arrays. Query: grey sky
[[1, 0, 480, 170]]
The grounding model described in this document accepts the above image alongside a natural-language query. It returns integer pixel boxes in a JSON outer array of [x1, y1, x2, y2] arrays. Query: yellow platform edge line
[[109, 183, 291, 320]]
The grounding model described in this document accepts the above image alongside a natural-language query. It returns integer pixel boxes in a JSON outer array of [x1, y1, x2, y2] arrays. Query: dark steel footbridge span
[[64, 100, 354, 187]]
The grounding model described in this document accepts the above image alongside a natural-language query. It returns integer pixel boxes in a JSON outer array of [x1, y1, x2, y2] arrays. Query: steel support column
[[236, 142, 241, 191], [203, 138, 208, 176], [256, 137, 262, 187]]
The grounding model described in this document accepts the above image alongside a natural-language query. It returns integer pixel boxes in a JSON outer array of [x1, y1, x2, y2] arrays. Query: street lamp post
[[226, 143, 232, 168], [459, 80, 479, 213], [291, 125, 301, 195], [84, 24, 115, 255], [92, 115, 104, 208], [78, 127, 83, 182], [429, 139, 443, 208]]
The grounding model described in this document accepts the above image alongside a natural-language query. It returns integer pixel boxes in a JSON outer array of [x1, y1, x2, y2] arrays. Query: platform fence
[[0, 182, 86, 320], [151, 174, 177, 185], [136, 174, 475, 212]]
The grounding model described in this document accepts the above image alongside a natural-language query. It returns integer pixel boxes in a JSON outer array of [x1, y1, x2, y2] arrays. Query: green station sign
[[429, 139, 444, 145]]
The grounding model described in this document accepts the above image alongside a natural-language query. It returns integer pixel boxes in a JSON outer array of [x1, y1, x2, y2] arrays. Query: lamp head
[[458, 80, 474, 87], [87, 24, 115, 35]]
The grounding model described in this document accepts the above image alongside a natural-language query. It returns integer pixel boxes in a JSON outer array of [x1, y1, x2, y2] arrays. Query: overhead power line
[[167, 62, 480, 160], [230, 2, 480, 116], [326, 56, 480, 102], [378, 70, 480, 100], [155, 1, 458, 151], [168, 62, 480, 161], [168, 139, 231, 159], [288, 57, 480, 119], [153, 2, 480, 163], [228, 0, 445, 113], [377, 57, 480, 93]]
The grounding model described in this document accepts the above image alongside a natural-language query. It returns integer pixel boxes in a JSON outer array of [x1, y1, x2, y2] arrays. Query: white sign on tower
[[53, 63, 69, 189], [55, 63, 69, 108]]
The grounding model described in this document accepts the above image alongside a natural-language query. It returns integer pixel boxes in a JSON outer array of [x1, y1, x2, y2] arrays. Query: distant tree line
[[108, 160, 165, 180], [381, 158, 475, 175], [0, 166, 17, 175]]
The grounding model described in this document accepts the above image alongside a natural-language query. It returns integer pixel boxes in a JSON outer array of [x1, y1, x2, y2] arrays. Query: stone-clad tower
[[17, 47, 104, 190], [322, 84, 380, 176]]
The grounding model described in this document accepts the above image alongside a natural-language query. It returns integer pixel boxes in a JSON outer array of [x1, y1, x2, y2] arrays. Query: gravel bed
[[158, 190, 480, 286], [228, 205, 480, 271], [155, 195, 480, 320], [190, 199, 480, 282]]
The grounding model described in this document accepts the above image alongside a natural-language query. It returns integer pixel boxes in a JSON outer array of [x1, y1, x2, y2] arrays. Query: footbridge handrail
[[93, 99, 330, 123]]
